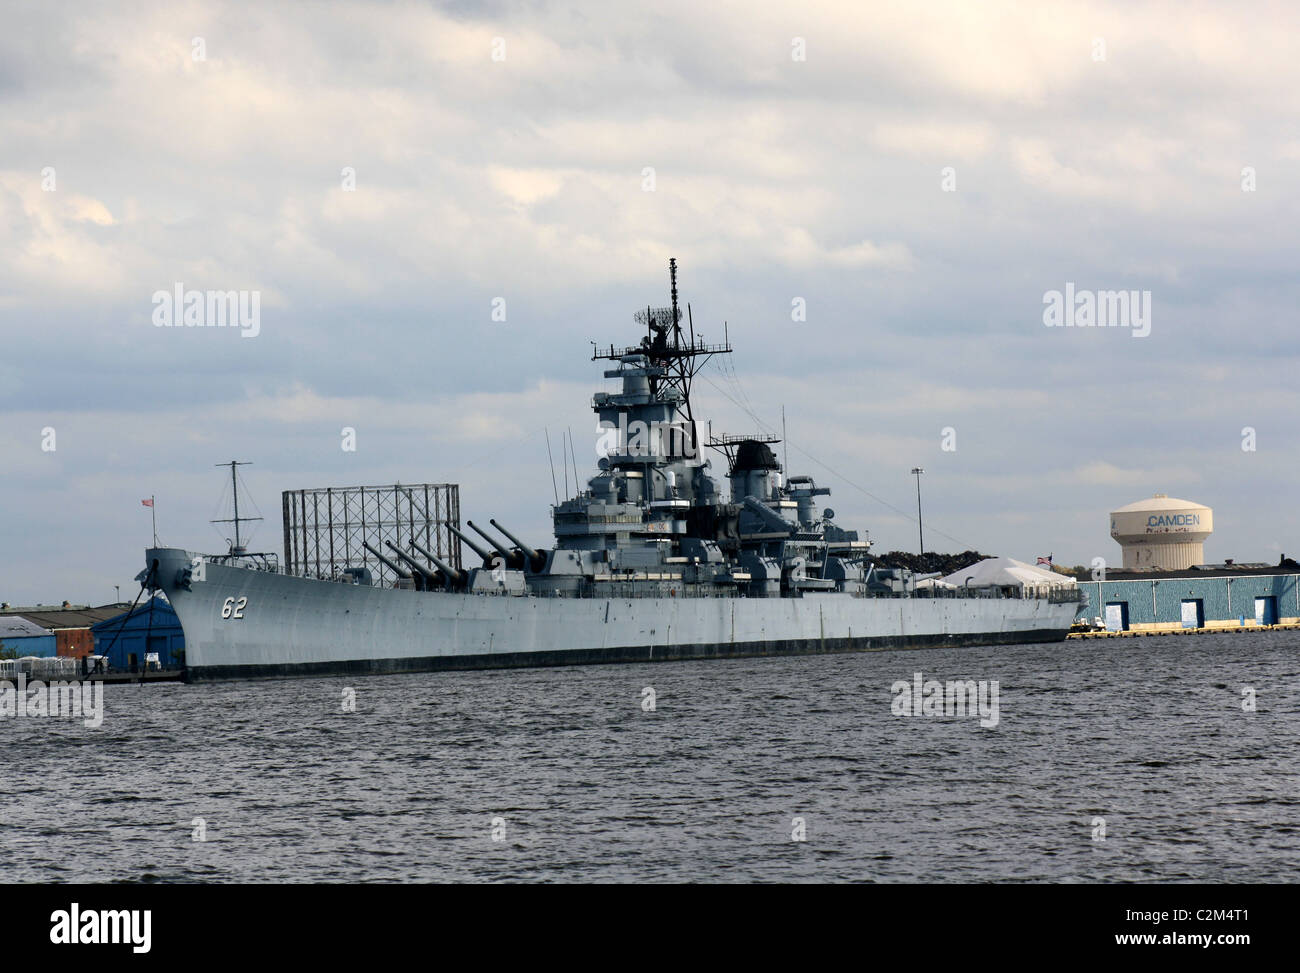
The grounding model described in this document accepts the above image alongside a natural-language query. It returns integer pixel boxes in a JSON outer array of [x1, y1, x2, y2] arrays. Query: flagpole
[[152, 495, 157, 546]]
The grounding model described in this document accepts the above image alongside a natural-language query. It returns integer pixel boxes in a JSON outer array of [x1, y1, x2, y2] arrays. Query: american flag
[[141, 498, 154, 507], [1037, 554, 1052, 566]]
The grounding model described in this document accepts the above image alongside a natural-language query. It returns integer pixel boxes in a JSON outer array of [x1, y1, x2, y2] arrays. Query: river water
[[3, 631, 1298, 882]]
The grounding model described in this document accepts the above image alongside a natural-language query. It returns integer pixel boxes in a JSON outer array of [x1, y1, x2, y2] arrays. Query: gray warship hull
[[144, 261, 1083, 682], [148, 548, 1078, 682]]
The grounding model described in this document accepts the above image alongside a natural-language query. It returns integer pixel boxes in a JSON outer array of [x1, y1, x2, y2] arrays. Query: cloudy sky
[[2, 0, 1297, 605]]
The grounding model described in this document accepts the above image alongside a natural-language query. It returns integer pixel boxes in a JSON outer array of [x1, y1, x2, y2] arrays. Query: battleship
[[142, 261, 1082, 681]]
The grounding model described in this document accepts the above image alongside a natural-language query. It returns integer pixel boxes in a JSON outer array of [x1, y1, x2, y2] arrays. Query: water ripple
[[3, 631, 1299, 882]]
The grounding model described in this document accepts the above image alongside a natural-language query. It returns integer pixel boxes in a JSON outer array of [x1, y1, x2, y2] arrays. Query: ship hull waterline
[[147, 548, 1079, 683]]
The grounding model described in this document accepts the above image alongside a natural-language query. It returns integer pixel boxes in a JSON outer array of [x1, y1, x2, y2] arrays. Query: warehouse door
[[1255, 596, 1278, 626], [1180, 599, 1204, 629], [1104, 602, 1128, 632]]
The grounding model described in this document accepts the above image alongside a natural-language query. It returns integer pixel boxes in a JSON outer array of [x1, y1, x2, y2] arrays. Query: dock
[[1068, 622, 1300, 640], [88, 669, 185, 684]]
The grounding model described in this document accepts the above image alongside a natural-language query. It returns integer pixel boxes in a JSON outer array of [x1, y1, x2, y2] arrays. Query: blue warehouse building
[[0, 616, 58, 657], [91, 597, 186, 670], [1076, 566, 1300, 632]]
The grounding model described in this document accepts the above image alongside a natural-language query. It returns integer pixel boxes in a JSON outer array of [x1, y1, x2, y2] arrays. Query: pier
[[87, 669, 185, 684], [1069, 622, 1300, 640]]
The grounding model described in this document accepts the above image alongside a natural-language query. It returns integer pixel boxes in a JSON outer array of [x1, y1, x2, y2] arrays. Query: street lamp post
[[911, 467, 925, 555]]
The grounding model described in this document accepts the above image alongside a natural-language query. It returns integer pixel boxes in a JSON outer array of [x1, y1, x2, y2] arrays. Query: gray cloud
[[2, 0, 1298, 603]]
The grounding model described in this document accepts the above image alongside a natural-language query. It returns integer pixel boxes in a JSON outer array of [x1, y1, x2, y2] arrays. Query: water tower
[[1110, 494, 1213, 570]]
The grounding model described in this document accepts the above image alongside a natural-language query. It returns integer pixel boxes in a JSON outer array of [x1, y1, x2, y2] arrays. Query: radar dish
[[634, 306, 681, 330], [824, 508, 835, 520]]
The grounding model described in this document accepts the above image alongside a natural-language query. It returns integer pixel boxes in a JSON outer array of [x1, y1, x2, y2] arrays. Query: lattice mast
[[591, 258, 732, 443]]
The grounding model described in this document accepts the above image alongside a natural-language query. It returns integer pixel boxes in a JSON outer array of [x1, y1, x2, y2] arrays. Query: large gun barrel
[[364, 541, 411, 579], [466, 520, 511, 559], [447, 524, 492, 563], [489, 519, 540, 562], [409, 538, 464, 585], [384, 540, 438, 585]]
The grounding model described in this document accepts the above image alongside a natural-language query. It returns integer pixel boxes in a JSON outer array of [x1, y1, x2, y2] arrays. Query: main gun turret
[[490, 518, 547, 572], [448, 523, 493, 565]]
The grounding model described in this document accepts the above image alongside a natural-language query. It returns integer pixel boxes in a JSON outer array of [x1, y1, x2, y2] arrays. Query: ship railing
[[562, 580, 737, 600], [368, 577, 1086, 601], [857, 584, 1082, 601], [561, 581, 1085, 601], [856, 585, 956, 599], [206, 551, 280, 573], [1046, 586, 1084, 604], [892, 586, 1009, 600]]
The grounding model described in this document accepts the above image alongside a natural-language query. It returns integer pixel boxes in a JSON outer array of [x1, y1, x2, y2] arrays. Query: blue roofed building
[[91, 597, 186, 670]]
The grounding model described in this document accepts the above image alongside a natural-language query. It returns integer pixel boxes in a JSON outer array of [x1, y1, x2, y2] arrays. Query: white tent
[[939, 556, 1076, 592]]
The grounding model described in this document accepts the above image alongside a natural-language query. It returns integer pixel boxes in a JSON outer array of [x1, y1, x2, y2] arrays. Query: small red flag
[[141, 498, 154, 507]]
